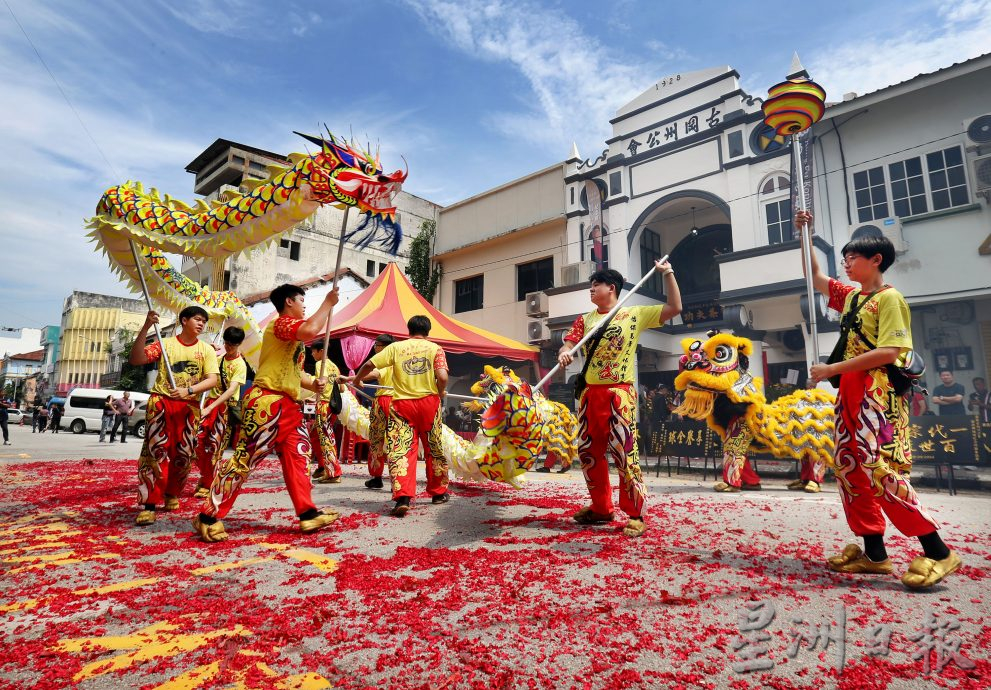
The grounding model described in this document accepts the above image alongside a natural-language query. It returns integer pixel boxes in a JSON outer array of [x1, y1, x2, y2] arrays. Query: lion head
[[673, 331, 763, 424]]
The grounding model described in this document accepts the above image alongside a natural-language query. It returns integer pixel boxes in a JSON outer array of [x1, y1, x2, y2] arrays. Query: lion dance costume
[[673, 332, 834, 492]]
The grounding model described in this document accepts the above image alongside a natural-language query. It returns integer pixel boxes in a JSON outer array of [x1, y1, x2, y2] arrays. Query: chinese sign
[[626, 105, 722, 157], [650, 418, 719, 457], [681, 302, 724, 327], [907, 415, 984, 465]]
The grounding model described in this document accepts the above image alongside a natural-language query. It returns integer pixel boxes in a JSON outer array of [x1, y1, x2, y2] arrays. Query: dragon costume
[[86, 133, 406, 367], [673, 332, 835, 492], [464, 365, 579, 476]]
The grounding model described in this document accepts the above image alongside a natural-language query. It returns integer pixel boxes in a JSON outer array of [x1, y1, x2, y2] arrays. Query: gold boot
[[827, 544, 892, 574], [191, 516, 228, 543], [901, 551, 962, 589], [713, 482, 740, 493]]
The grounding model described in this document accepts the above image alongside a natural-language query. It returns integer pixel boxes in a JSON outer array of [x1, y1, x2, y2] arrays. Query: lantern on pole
[[762, 77, 826, 361]]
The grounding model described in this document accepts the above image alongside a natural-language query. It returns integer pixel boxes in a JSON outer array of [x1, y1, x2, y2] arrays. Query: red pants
[[833, 370, 939, 537], [577, 384, 646, 518], [722, 454, 761, 487], [194, 399, 230, 489], [137, 394, 198, 506], [368, 395, 391, 478], [203, 386, 316, 520], [800, 458, 826, 483], [309, 400, 341, 477], [387, 395, 448, 500]]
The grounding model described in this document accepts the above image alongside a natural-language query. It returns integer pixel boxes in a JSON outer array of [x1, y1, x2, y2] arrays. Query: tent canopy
[[317, 263, 538, 361]]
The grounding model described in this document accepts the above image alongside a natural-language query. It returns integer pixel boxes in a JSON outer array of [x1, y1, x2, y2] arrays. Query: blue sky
[[1, 0, 989, 331]]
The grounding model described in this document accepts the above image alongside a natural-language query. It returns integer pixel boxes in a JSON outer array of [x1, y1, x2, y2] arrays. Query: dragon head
[[464, 365, 522, 413], [673, 331, 763, 422], [295, 131, 408, 253]]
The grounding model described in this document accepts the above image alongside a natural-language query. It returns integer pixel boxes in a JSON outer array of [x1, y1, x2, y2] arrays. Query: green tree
[[405, 219, 442, 302], [108, 329, 148, 393]]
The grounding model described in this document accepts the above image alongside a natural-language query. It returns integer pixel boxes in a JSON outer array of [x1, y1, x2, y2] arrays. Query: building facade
[[53, 292, 147, 395], [431, 56, 991, 399], [536, 57, 991, 391], [434, 163, 567, 366], [179, 139, 441, 301], [1, 349, 44, 407]]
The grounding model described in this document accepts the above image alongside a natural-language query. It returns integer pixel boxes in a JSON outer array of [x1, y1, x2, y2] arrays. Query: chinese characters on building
[[626, 107, 722, 157]]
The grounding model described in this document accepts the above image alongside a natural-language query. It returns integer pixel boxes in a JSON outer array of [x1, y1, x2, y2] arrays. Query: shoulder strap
[[849, 286, 891, 350], [579, 311, 616, 379]]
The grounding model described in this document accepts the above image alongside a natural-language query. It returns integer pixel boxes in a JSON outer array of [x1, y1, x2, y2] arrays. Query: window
[[853, 146, 970, 222], [927, 146, 969, 210], [366, 260, 375, 276], [379, 262, 387, 275], [278, 238, 301, 261], [454, 275, 483, 313], [516, 257, 554, 302], [639, 229, 664, 294], [854, 167, 889, 222], [889, 157, 927, 217], [760, 174, 792, 245]]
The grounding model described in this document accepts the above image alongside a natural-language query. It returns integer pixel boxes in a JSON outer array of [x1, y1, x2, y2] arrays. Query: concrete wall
[[435, 219, 567, 344], [435, 165, 565, 255]]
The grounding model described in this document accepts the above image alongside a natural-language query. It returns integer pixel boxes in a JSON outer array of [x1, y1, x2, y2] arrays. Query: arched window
[[760, 174, 792, 245], [639, 228, 663, 295]]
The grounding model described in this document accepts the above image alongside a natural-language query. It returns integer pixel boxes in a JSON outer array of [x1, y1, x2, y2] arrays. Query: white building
[[526, 55, 991, 390], [0, 326, 41, 360], [180, 139, 441, 299]]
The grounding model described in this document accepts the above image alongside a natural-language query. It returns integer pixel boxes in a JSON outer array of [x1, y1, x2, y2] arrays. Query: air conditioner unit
[[527, 321, 550, 344], [971, 153, 991, 196], [525, 291, 548, 317], [560, 260, 595, 287], [848, 218, 907, 254], [963, 114, 991, 151]]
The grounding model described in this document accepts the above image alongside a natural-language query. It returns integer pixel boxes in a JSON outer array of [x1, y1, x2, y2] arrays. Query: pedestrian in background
[[99, 395, 115, 442], [49, 404, 63, 433]]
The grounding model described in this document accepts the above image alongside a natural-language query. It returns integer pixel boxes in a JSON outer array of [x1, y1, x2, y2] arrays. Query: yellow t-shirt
[[315, 359, 341, 401], [374, 366, 394, 398], [370, 338, 448, 401], [253, 316, 306, 400], [144, 336, 220, 398], [827, 279, 913, 363], [211, 354, 248, 401], [564, 305, 665, 385]]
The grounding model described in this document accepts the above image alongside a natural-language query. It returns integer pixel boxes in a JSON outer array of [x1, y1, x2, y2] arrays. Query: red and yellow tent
[[318, 263, 538, 361]]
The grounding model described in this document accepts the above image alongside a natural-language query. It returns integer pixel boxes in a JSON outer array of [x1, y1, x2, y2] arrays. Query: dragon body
[[87, 135, 406, 367], [673, 332, 835, 488]]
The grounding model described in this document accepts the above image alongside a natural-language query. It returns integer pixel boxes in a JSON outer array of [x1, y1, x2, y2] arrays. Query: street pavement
[[1, 424, 989, 689]]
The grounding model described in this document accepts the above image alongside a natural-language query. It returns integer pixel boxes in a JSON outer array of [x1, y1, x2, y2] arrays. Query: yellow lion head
[[464, 365, 523, 412], [673, 331, 763, 421]]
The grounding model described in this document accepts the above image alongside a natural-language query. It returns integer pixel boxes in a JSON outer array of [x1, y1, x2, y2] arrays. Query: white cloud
[[809, 0, 991, 99], [404, 0, 660, 158]]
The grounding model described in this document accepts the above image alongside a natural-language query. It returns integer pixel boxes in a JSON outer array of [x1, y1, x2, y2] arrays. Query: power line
[[434, 128, 971, 277], [4, 0, 119, 180]]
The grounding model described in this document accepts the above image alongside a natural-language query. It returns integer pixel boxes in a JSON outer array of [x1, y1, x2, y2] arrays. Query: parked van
[[61, 388, 150, 436]]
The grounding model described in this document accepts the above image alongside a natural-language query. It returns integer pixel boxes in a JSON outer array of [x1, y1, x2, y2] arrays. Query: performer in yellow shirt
[[129, 306, 220, 526], [193, 284, 340, 542], [193, 326, 247, 498], [800, 210, 959, 589], [359, 334, 394, 490], [309, 341, 342, 484], [559, 261, 681, 537], [352, 316, 448, 517]]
